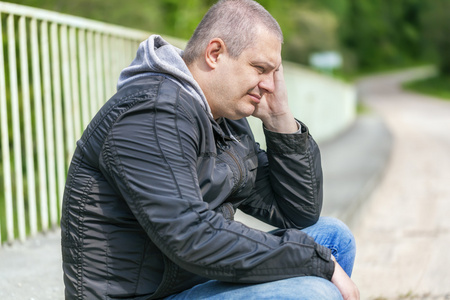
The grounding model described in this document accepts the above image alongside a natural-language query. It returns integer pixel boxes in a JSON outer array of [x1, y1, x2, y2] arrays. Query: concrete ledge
[[320, 113, 393, 228], [236, 113, 393, 231]]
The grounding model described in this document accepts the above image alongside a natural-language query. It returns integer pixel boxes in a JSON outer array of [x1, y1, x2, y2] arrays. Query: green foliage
[[8, 0, 212, 40], [3, 0, 342, 65], [420, 0, 450, 75], [403, 75, 450, 101], [281, 4, 340, 64], [338, 0, 425, 73], [1, 0, 448, 81], [0, 162, 5, 243]]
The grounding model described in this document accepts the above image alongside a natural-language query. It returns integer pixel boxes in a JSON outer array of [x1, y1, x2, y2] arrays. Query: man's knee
[[303, 217, 355, 244], [319, 217, 355, 245], [313, 217, 356, 276], [168, 277, 342, 300], [271, 277, 343, 300]]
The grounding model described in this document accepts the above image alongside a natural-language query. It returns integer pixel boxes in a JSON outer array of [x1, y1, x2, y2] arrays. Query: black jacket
[[61, 41, 334, 300]]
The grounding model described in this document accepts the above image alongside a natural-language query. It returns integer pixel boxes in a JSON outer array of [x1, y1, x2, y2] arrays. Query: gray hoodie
[[117, 35, 211, 116]]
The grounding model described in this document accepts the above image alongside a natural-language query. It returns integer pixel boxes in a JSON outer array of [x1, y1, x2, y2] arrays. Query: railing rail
[[0, 2, 187, 245]]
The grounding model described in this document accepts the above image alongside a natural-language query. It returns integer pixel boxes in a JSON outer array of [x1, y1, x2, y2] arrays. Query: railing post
[[31, 18, 49, 232], [50, 22, 66, 208], [19, 15, 38, 237], [41, 20, 58, 227], [102, 34, 113, 100], [8, 13, 26, 243], [86, 31, 98, 118], [60, 25, 75, 163], [69, 26, 81, 140], [78, 29, 90, 129], [94, 32, 104, 111], [0, 12, 14, 246]]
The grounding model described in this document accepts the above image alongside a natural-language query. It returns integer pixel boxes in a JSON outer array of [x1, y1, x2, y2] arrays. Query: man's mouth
[[248, 93, 262, 104]]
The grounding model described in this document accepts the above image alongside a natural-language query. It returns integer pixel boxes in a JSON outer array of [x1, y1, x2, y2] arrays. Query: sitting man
[[61, 0, 359, 299]]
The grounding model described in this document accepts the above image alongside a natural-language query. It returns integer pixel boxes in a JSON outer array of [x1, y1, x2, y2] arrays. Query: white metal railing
[[0, 1, 186, 245]]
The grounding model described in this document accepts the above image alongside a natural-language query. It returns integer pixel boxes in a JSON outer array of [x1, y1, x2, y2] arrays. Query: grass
[[0, 199, 5, 244], [333, 62, 433, 83], [356, 101, 372, 115], [370, 291, 436, 300], [403, 75, 450, 101], [0, 162, 5, 244]]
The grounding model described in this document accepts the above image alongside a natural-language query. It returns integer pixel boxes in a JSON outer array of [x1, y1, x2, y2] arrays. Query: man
[[61, 0, 359, 299]]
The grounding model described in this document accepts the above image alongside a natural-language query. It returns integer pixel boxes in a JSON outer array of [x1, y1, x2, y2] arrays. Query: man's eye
[[255, 66, 265, 73]]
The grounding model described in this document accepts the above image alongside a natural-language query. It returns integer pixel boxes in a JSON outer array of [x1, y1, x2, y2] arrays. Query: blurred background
[[5, 0, 450, 91]]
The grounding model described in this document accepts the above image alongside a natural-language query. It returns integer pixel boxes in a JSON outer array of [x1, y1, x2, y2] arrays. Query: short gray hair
[[183, 0, 283, 65]]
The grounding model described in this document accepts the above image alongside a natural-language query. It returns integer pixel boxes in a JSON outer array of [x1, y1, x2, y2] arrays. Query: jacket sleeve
[[100, 86, 334, 283], [239, 120, 324, 229]]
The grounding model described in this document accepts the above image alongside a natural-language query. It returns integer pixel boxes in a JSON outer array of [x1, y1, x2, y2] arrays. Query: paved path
[[0, 229, 63, 300], [352, 67, 450, 299]]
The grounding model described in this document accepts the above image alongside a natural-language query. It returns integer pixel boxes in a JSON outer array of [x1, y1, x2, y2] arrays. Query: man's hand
[[251, 64, 298, 133], [331, 257, 360, 300]]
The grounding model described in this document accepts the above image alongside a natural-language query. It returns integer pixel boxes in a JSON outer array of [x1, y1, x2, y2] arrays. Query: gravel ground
[[352, 67, 450, 299], [0, 229, 63, 300]]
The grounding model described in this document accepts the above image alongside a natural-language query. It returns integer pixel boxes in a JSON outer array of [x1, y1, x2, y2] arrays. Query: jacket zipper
[[217, 117, 244, 194], [223, 147, 244, 193]]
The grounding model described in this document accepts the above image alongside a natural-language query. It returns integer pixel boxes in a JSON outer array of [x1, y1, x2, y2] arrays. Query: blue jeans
[[165, 217, 355, 300]]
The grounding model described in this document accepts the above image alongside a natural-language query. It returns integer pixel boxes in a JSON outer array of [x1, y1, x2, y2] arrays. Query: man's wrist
[[264, 120, 302, 134], [262, 113, 298, 133]]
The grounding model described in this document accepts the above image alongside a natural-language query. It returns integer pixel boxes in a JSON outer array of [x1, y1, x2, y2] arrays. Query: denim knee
[[166, 277, 343, 300], [271, 276, 343, 300], [319, 217, 355, 247], [301, 217, 356, 276]]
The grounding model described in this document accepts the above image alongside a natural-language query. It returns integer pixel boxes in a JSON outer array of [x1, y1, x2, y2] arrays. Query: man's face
[[209, 27, 282, 120]]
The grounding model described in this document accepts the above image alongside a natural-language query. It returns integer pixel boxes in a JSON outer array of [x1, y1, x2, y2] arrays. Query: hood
[[117, 35, 211, 115]]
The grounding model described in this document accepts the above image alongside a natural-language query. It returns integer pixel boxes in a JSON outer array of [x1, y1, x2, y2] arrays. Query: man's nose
[[258, 74, 275, 94]]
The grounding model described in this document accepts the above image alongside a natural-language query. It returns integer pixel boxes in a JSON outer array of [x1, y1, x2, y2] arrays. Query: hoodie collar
[[117, 35, 211, 116]]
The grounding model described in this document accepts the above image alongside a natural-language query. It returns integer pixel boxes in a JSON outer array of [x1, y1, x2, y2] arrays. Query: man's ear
[[205, 38, 226, 69]]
